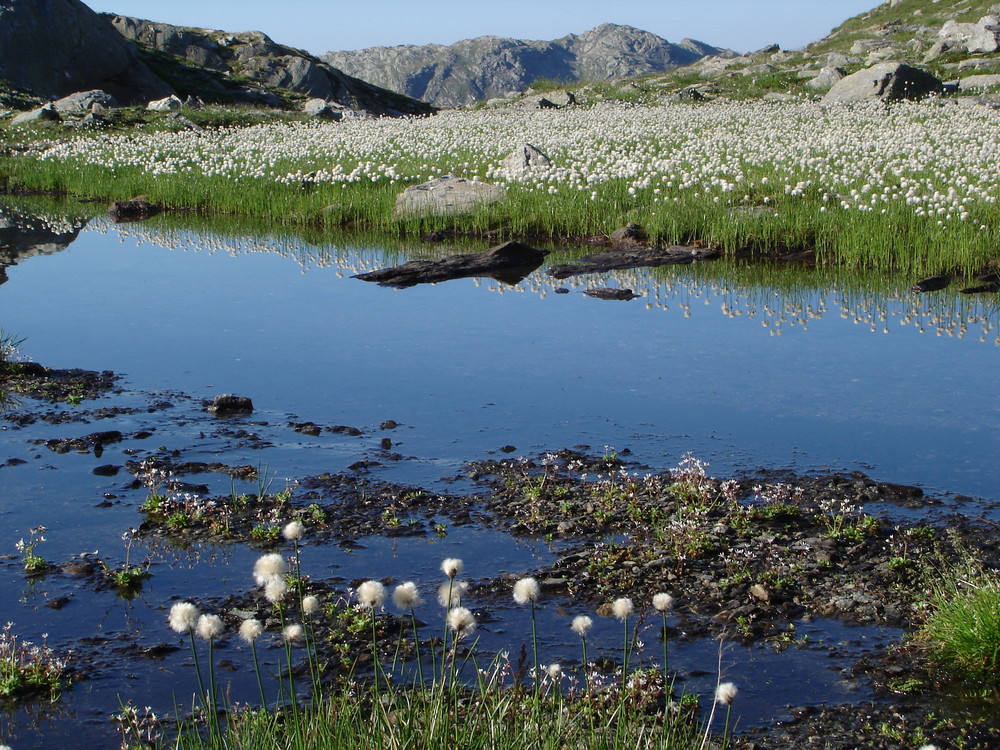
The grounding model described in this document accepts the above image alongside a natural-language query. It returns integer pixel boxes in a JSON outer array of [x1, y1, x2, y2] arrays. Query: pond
[[0, 198, 997, 748]]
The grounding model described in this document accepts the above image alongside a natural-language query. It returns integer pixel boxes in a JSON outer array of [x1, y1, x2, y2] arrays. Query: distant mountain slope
[[323, 23, 727, 107], [106, 15, 436, 115]]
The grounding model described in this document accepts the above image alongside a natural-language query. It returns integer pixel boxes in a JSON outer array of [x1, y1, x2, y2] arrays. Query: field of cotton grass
[[122, 522, 732, 750], [6, 98, 1000, 273]]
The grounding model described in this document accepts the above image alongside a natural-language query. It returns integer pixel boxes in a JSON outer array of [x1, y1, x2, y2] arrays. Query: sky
[[84, 1, 881, 56]]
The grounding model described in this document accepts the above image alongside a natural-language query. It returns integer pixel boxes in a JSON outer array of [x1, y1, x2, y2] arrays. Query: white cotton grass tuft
[[356, 580, 386, 610], [446, 606, 476, 637], [264, 576, 288, 603], [571, 615, 593, 637], [652, 592, 675, 612], [302, 595, 320, 615], [441, 557, 463, 579], [239, 618, 263, 644], [283, 623, 304, 643], [512, 577, 540, 605], [253, 553, 287, 585], [545, 663, 562, 680], [392, 581, 422, 610], [168, 601, 200, 634], [715, 682, 738, 706], [196, 614, 224, 641], [611, 597, 634, 621], [282, 520, 305, 541], [437, 580, 469, 608]]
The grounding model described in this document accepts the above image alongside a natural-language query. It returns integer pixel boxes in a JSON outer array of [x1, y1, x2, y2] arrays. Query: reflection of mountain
[[0, 209, 89, 286]]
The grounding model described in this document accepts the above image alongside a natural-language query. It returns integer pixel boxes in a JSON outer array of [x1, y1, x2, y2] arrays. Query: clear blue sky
[[84, 1, 880, 55]]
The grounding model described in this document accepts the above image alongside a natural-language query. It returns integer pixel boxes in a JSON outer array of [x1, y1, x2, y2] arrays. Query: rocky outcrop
[[822, 62, 943, 104], [104, 15, 436, 116], [324, 24, 725, 107], [0, 0, 172, 104], [938, 15, 1000, 54]]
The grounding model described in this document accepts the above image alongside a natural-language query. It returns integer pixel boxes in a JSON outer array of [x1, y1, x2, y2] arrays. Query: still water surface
[[0, 201, 996, 747]]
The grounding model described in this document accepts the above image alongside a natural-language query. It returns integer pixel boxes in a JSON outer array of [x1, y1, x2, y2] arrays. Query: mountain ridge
[[323, 23, 730, 107]]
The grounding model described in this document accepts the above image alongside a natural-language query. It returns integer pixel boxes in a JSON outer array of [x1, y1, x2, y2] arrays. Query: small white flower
[[571, 615, 593, 637], [513, 577, 540, 605], [392, 581, 422, 610], [652, 593, 674, 612], [239, 619, 263, 644], [611, 597, 634, 621], [437, 580, 469, 608], [715, 682, 738, 706], [302, 595, 320, 615], [282, 521, 305, 541], [196, 614, 224, 641], [441, 557, 463, 579], [168, 602, 200, 634], [253, 553, 287, 585], [264, 577, 288, 603], [356, 580, 386, 610], [447, 606, 476, 637]]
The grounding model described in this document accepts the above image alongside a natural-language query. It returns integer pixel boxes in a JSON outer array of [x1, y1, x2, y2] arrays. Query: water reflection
[[94, 209, 1000, 347], [0, 204, 90, 286]]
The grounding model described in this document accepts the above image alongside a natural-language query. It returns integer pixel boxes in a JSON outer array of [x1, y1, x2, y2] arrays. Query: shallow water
[[0, 200, 997, 747]]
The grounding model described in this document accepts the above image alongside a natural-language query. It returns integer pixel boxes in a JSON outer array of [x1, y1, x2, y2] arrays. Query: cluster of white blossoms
[[24, 100, 1000, 226]]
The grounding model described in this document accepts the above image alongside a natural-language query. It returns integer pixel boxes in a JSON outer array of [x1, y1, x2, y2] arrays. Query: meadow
[[5, 97, 1000, 273]]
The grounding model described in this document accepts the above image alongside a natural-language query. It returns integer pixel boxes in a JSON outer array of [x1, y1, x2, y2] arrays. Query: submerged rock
[[548, 245, 719, 279], [355, 240, 548, 288], [583, 288, 639, 300]]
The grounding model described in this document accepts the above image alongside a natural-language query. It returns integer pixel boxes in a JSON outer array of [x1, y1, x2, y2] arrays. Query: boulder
[[960, 74, 1000, 90], [11, 104, 60, 125], [393, 176, 507, 218], [743, 64, 777, 75], [108, 200, 162, 223], [822, 63, 944, 104], [146, 95, 183, 111], [939, 15, 1000, 54], [302, 98, 343, 120], [807, 66, 846, 91], [500, 143, 551, 173], [610, 223, 647, 245], [51, 90, 118, 113]]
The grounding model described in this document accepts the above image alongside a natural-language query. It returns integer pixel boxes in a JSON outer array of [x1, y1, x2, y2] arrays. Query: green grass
[[921, 553, 1000, 683]]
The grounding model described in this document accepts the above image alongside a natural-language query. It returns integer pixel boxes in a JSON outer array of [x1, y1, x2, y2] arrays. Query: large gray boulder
[[393, 177, 507, 218], [0, 0, 172, 103], [939, 15, 1000, 54], [822, 62, 944, 104], [500, 144, 551, 174], [51, 90, 118, 113], [807, 66, 846, 91]]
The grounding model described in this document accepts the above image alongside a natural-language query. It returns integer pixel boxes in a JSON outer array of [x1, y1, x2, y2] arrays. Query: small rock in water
[[911, 275, 951, 292], [209, 394, 254, 414]]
